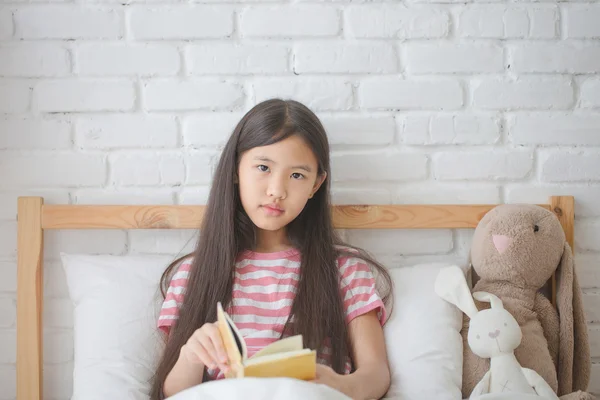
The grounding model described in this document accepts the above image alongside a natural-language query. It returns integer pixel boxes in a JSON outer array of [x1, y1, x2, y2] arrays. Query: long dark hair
[[150, 99, 393, 399]]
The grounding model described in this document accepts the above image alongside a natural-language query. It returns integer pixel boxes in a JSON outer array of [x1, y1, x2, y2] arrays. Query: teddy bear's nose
[[492, 234, 512, 254], [488, 329, 501, 339]]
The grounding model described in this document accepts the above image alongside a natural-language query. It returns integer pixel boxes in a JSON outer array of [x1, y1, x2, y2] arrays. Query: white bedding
[[166, 378, 352, 400]]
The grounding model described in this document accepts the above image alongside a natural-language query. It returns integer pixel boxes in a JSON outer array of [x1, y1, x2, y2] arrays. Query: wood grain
[[41, 203, 552, 230], [17, 197, 43, 400]]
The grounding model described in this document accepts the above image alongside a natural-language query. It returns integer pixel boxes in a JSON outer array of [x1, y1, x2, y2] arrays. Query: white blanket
[[166, 378, 352, 400]]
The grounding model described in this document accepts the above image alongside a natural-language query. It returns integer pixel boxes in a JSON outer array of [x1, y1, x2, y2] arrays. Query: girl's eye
[[257, 165, 269, 172], [291, 172, 304, 180]]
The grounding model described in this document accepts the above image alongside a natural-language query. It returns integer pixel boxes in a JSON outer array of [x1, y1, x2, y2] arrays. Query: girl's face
[[237, 134, 326, 235]]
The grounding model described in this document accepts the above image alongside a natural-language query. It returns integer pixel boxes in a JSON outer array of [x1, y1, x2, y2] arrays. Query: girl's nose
[[267, 178, 287, 199]]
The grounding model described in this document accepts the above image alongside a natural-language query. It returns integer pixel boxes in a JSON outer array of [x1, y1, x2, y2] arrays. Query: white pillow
[[60, 253, 175, 400], [383, 263, 464, 400]]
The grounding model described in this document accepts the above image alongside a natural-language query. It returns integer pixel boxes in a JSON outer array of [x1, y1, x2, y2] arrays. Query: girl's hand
[[180, 322, 230, 373], [311, 364, 350, 397]]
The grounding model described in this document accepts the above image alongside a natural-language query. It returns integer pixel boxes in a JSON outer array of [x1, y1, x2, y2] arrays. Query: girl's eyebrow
[[253, 156, 313, 173]]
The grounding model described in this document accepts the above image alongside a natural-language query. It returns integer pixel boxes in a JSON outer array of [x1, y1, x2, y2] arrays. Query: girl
[[151, 99, 393, 400]]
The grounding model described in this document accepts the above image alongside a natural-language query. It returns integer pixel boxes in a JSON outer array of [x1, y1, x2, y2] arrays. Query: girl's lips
[[262, 205, 284, 216]]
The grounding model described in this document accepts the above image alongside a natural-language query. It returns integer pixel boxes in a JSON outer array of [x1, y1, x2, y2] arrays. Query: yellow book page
[[216, 302, 245, 378], [250, 335, 304, 359], [243, 350, 317, 381]]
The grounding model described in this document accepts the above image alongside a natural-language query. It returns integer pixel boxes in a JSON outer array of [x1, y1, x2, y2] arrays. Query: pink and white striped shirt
[[157, 247, 387, 380]]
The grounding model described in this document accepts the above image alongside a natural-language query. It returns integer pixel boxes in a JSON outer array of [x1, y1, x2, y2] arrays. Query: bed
[[15, 195, 575, 400]]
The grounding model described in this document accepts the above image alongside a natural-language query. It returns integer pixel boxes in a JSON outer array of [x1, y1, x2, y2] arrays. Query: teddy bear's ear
[[556, 241, 591, 395], [473, 291, 504, 310], [434, 266, 479, 319]]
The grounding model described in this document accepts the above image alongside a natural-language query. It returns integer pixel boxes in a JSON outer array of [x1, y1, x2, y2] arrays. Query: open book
[[216, 302, 317, 380]]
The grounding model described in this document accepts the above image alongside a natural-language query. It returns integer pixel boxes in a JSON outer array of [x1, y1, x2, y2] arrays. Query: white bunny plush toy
[[434, 265, 559, 400]]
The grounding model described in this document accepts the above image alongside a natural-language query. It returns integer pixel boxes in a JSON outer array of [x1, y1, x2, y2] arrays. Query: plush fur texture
[[462, 204, 592, 399]]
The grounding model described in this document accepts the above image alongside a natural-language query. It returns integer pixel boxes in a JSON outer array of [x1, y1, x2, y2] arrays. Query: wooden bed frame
[[16, 195, 575, 400]]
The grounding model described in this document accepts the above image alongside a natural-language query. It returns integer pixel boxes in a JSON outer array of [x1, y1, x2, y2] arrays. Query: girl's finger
[[206, 324, 229, 365], [194, 333, 220, 369], [183, 341, 212, 367]]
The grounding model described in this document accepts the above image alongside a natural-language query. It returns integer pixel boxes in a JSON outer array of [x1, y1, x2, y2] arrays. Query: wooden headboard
[[16, 195, 575, 400]]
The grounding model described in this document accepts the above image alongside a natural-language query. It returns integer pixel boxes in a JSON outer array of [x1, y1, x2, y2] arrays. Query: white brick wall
[[0, 1, 599, 398]]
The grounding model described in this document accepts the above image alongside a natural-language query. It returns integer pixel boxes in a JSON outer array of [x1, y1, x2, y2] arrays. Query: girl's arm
[[163, 349, 205, 397], [314, 309, 391, 400]]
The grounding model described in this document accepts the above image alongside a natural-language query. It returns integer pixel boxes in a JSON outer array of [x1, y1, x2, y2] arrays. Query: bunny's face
[[468, 305, 522, 358]]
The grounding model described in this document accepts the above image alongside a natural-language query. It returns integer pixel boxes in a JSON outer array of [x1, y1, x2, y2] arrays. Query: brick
[[186, 151, 216, 185], [188, 43, 289, 75], [320, 114, 395, 146], [583, 292, 600, 322], [459, 5, 557, 39], [35, 80, 135, 112], [472, 78, 573, 110], [144, 80, 243, 111], [509, 113, 600, 145], [129, 229, 197, 255], [76, 114, 178, 149], [590, 325, 600, 358], [253, 78, 353, 111], [0, 9, 12, 39], [401, 114, 500, 145], [45, 261, 69, 298], [331, 151, 427, 182], [395, 183, 501, 204], [0, 44, 70, 77], [0, 221, 16, 257], [0, 118, 71, 149], [77, 44, 179, 76], [576, 220, 600, 252], [0, 190, 70, 220], [510, 44, 600, 73], [330, 187, 393, 205], [591, 364, 600, 396], [0, 262, 16, 292], [576, 254, 600, 290], [0, 79, 32, 113], [15, 6, 122, 39], [0, 298, 15, 328], [44, 331, 73, 364], [433, 150, 533, 181], [0, 366, 15, 400], [359, 78, 463, 110], [564, 5, 600, 39], [45, 230, 127, 260], [0, 330, 15, 363], [109, 152, 185, 186], [44, 298, 73, 328], [345, 5, 449, 38], [406, 43, 503, 74], [540, 150, 600, 183], [43, 362, 73, 400], [581, 78, 600, 108], [346, 229, 453, 256], [294, 42, 397, 74], [0, 154, 105, 187], [131, 6, 233, 40], [183, 113, 241, 149], [73, 188, 175, 205], [240, 6, 339, 38], [506, 185, 600, 218], [178, 187, 211, 205]]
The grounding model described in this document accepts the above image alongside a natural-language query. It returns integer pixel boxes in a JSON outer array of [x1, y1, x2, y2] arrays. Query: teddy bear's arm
[[533, 292, 560, 370], [521, 368, 559, 399]]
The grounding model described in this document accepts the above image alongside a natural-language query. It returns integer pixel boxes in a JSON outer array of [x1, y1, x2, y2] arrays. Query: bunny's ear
[[473, 291, 504, 310], [434, 265, 479, 319], [556, 241, 591, 395]]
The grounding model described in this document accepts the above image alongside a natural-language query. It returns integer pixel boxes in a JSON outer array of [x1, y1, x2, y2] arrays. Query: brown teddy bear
[[463, 204, 593, 399]]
